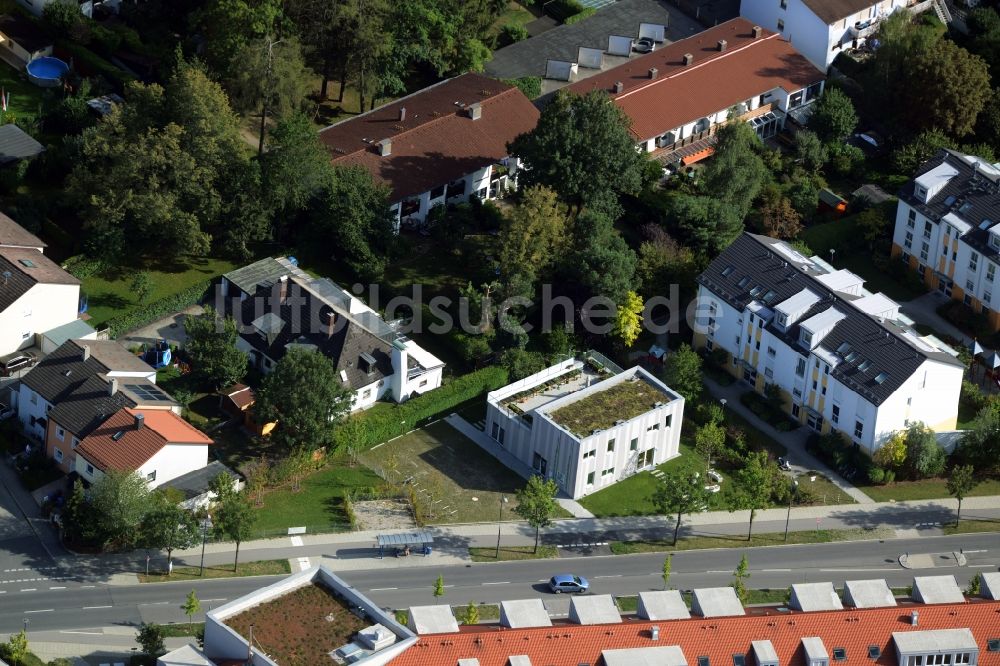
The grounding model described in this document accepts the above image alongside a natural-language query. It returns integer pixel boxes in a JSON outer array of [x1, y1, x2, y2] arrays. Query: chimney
[[683, 53, 694, 65], [613, 81, 623, 94], [399, 106, 406, 122], [648, 67, 658, 79], [109, 377, 118, 397], [82, 345, 91, 362], [752, 25, 763, 38], [325, 311, 336, 338], [134, 412, 144, 431], [377, 138, 392, 156], [279, 275, 288, 303], [467, 102, 482, 120], [718, 39, 728, 51], [910, 610, 918, 626]]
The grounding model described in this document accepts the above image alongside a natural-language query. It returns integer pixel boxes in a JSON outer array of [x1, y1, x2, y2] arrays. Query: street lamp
[[199, 514, 213, 576], [495, 496, 509, 559], [22, 617, 28, 636], [783, 480, 799, 542]]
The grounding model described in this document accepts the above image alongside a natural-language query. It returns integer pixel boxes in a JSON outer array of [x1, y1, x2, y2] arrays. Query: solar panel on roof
[[125, 384, 171, 402]]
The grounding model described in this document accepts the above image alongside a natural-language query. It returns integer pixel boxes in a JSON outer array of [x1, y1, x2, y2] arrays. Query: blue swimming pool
[[26, 57, 69, 87]]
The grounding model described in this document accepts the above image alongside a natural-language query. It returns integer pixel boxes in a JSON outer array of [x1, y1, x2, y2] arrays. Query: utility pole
[[258, 37, 282, 155]]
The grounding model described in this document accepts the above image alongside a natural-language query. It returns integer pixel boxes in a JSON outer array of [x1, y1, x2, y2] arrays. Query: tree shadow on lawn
[[415, 439, 524, 495], [88, 291, 132, 311]]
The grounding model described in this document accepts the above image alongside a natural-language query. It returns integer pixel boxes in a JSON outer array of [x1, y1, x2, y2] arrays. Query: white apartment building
[[566, 18, 824, 162], [695, 233, 963, 453], [221, 257, 444, 411], [484, 357, 684, 499], [891, 149, 1000, 331], [739, 0, 922, 71]]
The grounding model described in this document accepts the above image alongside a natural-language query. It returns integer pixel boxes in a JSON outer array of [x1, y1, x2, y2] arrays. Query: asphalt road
[[0, 533, 994, 635]]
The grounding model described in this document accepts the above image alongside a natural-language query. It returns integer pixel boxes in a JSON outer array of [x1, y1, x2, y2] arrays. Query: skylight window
[[750, 286, 763, 298], [845, 351, 859, 363], [988, 639, 1000, 652], [874, 372, 889, 384], [833, 649, 847, 662], [733, 655, 746, 666], [763, 290, 777, 304], [836, 342, 851, 354], [738, 277, 751, 289], [18, 258, 35, 268], [944, 195, 956, 206], [722, 266, 734, 277], [699, 657, 710, 666], [868, 646, 881, 660], [857, 359, 872, 372]]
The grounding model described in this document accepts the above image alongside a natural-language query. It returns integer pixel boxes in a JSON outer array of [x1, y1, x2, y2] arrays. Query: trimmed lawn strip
[[469, 545, 559, 562], [138, 559, 290, 583], [80, 256, 238, 326], [855, 477, 1000, 503], [943, 519, 1000, 535], [451, 603, 501, 622], [160, 622, 204, 638], [609, 527, 894, 554]]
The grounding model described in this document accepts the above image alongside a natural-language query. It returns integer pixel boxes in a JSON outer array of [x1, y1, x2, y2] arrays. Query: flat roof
[[981, 571, 1000, 600], [892, 628, 978, 653], [407, 605, 459, 635], [915, 161, 960, 192], [603, 646, 688, 666], [569, 595, 621, 625], [637, 590, 691, 620], [843, 579, 897, 609], [791, 582, 844, 612], [913, 576, 965, 604], [41, 319, 96, 349], [691, 587, 745, 618], [802, 637, 828, 661], [500, 599, 552, 628], [545, 367, 675, 437]]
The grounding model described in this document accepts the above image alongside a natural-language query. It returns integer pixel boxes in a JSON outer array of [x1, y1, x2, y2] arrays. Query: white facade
[[485, 360, 684, 499], [0, 281, 79, 356], [74, 442, 209, 489], [389, 160, 522, 229], [740, 0, 913, 70], [696, 237, 962, 453]]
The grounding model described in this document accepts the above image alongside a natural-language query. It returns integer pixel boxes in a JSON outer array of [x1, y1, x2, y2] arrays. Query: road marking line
[[201, 598, 228, 603], [442, 585, 455, 588], [296, 557, 310, 571], [370, 587, 398, 591], [482, 581, 509, 585], [81, 585, 96, 588], [82, 605, 112, 610], [24, 609, 53, 613], [819, 568, 892, 572], [49, 586, 65, 590], [707, 570, 730, 574], [290, 536, 304, 547], [60, 630, 102, 635], [594, 575, 622, 578], [21, 588, 36, 592], [970, 564, 995, 568], [761, 569, 791, 572]]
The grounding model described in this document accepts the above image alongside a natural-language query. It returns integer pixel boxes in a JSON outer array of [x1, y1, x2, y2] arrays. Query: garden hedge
[[106, 280, 211, 338], [332, 365, 509, 451]]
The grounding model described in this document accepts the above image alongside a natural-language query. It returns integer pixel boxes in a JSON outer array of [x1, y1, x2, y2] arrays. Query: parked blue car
[[548, 574, 589, 594]]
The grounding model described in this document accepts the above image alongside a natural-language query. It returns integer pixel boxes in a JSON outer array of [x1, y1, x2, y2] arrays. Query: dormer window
[[359, 352, 377, 376], [914, 185, 927, 200], [800, 330, 813, 348]]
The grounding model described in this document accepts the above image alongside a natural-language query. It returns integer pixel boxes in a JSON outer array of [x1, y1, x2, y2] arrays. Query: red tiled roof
[[389, 600, 1000, 666], [222, 383, 255, 410], [76, 407, 212, 473], [566, 18, 824, 142], [318, 73, 540, 202]]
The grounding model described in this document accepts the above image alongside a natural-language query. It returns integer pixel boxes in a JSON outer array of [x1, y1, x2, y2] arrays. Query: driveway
[[899, 291, 971, 345], [119, 304, 204, 350]]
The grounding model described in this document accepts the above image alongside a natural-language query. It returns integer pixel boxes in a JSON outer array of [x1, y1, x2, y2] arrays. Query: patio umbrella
[[969, 339, 984, 381], [985, 351, 1000, 380]]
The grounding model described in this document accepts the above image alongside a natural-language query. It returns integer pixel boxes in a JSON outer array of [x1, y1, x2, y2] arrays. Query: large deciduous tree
[[192, 0, 284, 80], [255, 347, 353, 453], [904, 39, 991, 138], [903, 422, 946, 479], [184, 307, 249, 390], [513, 475, 559, 553], [141, 502, 200, 572], [729, 451, 774, 541], [562, 209, 638, 305], [672, 194, 744, 255], [653, 471, 712, 545], [499, 185, 568, 289], [808, 88, 858, 142], [960, 403, 1000, 474], [662, 343, 703, 403], [508, 91, 645, 207], [701, 119, 767, 219], [260, 113, 334, 222], [86, 470, 152, 550]]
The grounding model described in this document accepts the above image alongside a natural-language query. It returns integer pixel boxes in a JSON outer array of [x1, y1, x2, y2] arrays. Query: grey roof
[[697, 233, 963, 406], [569, 594, 621, 625], [892, 628, 977, 653], [162, 460, 240, 501], [0, 247, 78, 312], [376, 531, 434, 547], [981, 571, 1000, 600], [485, 0, 678, 80], [790, 582, 843, 612], [912, 575, 965, 604], [637, 590, 691, 620], [0, 211, 45, 248], [223, 256, 298, 297], [0, 124, 44, 165], [603, 646, 688, 666], [899, 149, 1000, 264], [852, 184, 892, 206], [801, 637, 828, 661], [843, 579, 896, 608], [0, 14, 52, 54], [406, 605, 458, 635], [21, 340, 152, 404], [499, 599, 552, 628], [690, 587, 745, 618], [47, 375, 135, 438], [40, 319, 96, 349]]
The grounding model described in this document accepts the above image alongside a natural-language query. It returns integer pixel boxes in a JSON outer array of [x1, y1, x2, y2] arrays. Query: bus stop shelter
[[376, 531, 435, 558]]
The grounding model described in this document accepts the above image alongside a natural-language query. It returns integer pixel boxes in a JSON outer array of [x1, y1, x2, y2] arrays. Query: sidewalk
[[702, 376, 876, 504], [0, 455, 64, 558], [1, 628, 194, 666], [900, 291, 972, 345]]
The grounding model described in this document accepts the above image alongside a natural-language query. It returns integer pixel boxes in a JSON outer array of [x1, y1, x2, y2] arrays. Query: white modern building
[[566, 18, 824, 164], [891, 149, 1000, 331], [0, 213, 89, 357], [739, 0, 924, 71], [318, 73, 539, 229], [695, 233, 963, 453], [484, 356, 684, 499], [221, 257, 444, 411]]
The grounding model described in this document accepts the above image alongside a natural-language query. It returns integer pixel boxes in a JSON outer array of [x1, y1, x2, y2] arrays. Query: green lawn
[[469, 545, 559, 562], [609, 527, 894, 553], [856, 476, 1000, 503], [493, 1, 535, 31], [943, 518, 1000, 534], [139, 559, 290, 583], [0, 60, 48, 124], [80, 255, 238, 326], [252, 461, 385, 536]]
